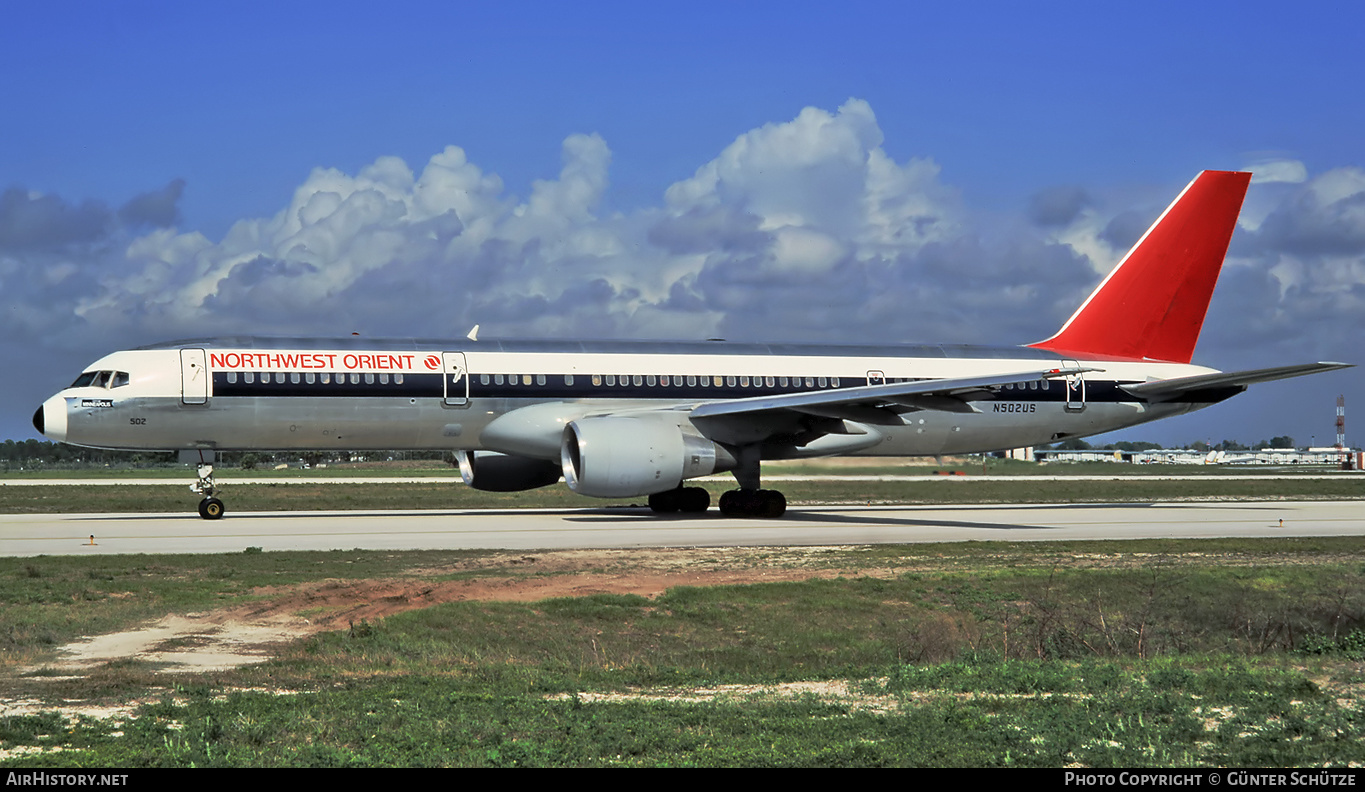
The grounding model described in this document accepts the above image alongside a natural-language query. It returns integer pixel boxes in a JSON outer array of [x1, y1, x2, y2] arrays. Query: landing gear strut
[[191, 463, 225, 520]]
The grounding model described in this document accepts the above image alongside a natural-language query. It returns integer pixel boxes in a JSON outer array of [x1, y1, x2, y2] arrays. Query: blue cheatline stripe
[[207, 372, 1236, 405]]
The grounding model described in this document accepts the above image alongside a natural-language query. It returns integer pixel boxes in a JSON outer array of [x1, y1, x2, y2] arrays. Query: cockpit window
[[70, 370, 130, 389]]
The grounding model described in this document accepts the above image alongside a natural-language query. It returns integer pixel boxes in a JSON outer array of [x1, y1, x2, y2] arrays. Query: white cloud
[[12, 101, 1363, 378], [54, 100, 973, 344], [1247, 159, 1308, 184]]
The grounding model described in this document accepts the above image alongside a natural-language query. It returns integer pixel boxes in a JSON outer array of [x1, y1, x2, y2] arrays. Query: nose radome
[[36, 396, 66, 443]]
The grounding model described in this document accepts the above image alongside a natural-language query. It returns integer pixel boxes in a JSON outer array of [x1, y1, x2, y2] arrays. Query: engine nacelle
[[561, 416, 730, 498], [456, 450, 562, 492]]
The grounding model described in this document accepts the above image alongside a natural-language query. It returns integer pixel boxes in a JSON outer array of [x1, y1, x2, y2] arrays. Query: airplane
[[32, 170, 1350, 520]]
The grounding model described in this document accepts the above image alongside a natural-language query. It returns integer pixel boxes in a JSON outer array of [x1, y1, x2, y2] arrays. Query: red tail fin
[[1029, 170, 1252, 363]]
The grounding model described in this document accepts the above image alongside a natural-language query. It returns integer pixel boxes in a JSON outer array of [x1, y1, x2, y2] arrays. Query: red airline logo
[[208, 351, 419, 372]]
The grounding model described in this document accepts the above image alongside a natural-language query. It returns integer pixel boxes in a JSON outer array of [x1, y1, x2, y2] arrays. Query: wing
[[689, 367, 1088, 424], [1119, 362, 1351, 402]]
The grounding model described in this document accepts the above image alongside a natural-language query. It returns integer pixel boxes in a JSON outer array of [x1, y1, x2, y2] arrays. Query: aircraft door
[[442, 352, 469, 407], [180, 349, 209, 405], [1062, 359, 1086, 413]]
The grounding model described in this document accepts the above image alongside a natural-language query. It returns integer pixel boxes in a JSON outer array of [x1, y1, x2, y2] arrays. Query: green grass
[[4, 539, 1365, 766], [13, 659, 1358, 767]]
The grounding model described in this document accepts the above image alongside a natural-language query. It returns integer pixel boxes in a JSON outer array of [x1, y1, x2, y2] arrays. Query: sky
[[2, 1, 1362, 449]]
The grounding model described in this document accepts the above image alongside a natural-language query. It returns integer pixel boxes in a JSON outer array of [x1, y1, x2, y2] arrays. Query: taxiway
[[1, 500, 1360, 556]]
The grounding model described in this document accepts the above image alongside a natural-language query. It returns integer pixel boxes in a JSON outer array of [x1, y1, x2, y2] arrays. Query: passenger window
[[523, 374, 533, 385], [687, 375, 697, 387], [364, 373, 375, 385], [305, 372, 315, 384], [536, 374, 546, 386], [818, 377, 827, 388], [804, 377, 814, 388], [565, 375, 574, 386], [605, 375, 614, 386], [832, 377, 840, 387], [739, 376, 749, 387], [349, 373, 360, 385], [495, 374, 504, 385], [227, 372, 238, 384], [726, 376, 736, 387], [660, 376, 669, 387], [291, 372, 301, 384], [321, 373, 331, 384], [380, 373, 389, 384], [480, 374, 490, 385], [244, 372, 255, 384], [633, 375, 643, 386], [395, 373, 404, 385]]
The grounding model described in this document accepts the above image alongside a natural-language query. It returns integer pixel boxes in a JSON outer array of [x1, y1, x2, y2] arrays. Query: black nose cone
[[32, 405, 43, 435]]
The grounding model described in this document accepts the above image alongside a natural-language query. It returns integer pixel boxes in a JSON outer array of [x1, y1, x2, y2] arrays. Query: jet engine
[[561, 415, 733, 498], [456, 450, 562, 492]]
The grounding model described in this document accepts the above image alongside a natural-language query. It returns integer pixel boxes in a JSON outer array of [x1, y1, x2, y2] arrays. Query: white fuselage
[[36, 338, 1221, 460]]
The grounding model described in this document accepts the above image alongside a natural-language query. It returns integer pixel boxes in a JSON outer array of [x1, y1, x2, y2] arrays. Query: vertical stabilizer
[[1029, 170, 1252, 363]]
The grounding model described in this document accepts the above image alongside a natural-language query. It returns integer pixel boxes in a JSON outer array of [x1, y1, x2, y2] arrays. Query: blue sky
[[2, 1, 1362, 448]]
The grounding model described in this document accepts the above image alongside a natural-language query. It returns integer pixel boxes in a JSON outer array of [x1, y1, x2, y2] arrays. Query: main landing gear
[[648, 486, 711, 514], [192, 463, 225, 520], [646, 446, 789, 519], [718, 445, 787, 518], [646, 485, 786, 518], [718, 488, 786, 519]]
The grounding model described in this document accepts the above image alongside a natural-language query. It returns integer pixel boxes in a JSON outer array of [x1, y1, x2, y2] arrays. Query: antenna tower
[[1336, 395, 1347, 466]]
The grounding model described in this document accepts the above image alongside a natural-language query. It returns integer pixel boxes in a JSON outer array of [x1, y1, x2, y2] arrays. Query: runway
[[0, 473, 1361, 486], [1, 500, 1361, 556]]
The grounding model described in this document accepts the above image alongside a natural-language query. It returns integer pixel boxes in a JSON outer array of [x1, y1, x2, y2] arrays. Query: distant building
[[1026, 447, 1361, 466]]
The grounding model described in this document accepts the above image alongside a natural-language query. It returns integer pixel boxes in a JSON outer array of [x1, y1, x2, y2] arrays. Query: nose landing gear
[[191, 463, 225, 520]]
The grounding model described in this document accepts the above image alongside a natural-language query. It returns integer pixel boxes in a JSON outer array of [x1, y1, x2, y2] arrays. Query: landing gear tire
[[191, 462, 224, 519], [680, 487, 711, 513], [649, 486, 711, 514], [648, 490, 679, 513], [719, 489, 786, 518]]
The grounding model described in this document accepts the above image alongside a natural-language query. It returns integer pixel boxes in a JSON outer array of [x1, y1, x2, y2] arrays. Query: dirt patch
[[32, 547, 891, 675], [29, 544, 1321, 676]]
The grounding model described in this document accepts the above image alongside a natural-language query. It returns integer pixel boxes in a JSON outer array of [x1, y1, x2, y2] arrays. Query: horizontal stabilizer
[[1120, 362, 1352, 401]]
